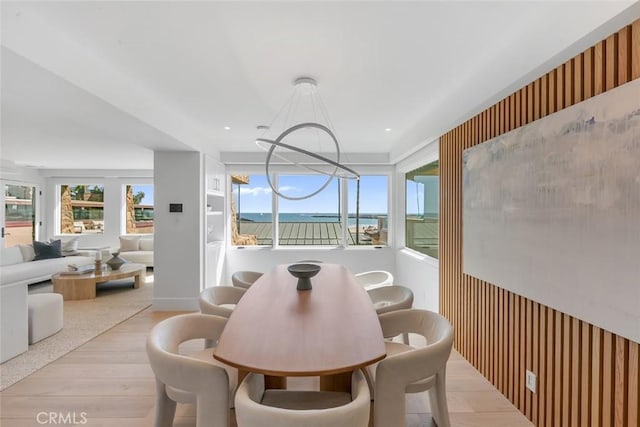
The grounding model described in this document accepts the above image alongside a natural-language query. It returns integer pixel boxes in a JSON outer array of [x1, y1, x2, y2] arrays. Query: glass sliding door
[[3, 183, 37, 248]]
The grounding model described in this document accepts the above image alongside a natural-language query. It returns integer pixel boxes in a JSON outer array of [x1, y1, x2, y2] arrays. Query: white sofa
[[117, 235, 153, 267], [0, 245, 94, 363]]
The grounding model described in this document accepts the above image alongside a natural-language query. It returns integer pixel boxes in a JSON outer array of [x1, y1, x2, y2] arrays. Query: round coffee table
[[52, 263, 146, 301]]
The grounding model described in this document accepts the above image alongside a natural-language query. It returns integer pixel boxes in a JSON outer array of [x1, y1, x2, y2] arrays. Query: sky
[[406, 180, 424, 215], [127, 176, 428, 215], [233, 175, 389, 214], [130, 184, 154, 205]]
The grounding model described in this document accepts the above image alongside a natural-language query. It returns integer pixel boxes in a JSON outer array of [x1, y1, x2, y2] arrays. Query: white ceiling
[[1, 1, 638, 170]]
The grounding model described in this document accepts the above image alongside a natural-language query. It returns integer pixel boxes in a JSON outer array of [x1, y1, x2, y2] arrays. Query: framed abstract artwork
[[463, 78, 640, 342]]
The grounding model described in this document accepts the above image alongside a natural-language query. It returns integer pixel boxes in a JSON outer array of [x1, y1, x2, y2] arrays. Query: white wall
[[0, 160, 43, 184], [224, 246, 395, 284], [153, 151, 203, 310], [393, 139, 440, 312], [395, 249, 439, 312]]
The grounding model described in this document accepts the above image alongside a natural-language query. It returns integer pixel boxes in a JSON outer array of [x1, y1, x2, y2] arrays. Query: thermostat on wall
[[169, 203, 183, 213]]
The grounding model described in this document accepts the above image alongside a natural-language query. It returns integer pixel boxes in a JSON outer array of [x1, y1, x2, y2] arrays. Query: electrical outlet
[[526, 370, 536, 393]]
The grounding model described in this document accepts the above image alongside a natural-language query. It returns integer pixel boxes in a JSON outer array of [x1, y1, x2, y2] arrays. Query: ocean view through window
[[230, 173, 389, 247], [278, 175, 340, 246], [348, 175, 388, 246], [232, 175, 272, 245]]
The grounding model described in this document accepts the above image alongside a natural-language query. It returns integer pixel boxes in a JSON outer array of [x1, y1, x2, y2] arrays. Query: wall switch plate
[[526, 370, 536, 393]]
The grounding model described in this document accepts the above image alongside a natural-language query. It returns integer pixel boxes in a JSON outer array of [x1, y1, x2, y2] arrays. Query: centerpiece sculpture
[[106, 252, 127, 271], [287, 263, 321, 291]]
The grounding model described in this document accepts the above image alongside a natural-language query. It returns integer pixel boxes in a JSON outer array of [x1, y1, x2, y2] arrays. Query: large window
[[278, 175, 340, 246], [59, 184, 104, 234], [406, 161, 439, 258], [348, 175, 388, 246], [232, 175, 272, 245], [125, 184, 154, 234], [230, 173, 389, 247]]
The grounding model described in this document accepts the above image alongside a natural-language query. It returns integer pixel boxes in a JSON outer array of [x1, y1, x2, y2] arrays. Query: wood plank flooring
[[0, 309, 532, 427]]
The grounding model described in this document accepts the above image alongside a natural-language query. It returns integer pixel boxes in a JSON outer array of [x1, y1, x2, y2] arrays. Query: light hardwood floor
[[1, 309, 533, 427]]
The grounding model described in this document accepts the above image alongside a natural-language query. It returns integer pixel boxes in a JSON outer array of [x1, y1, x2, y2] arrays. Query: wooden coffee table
[[52, 263, 146, 301]]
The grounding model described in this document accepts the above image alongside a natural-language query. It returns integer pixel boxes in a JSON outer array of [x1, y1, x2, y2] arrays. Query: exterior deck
[[237, 221, 357, 245], [236, 219, 438, 248]]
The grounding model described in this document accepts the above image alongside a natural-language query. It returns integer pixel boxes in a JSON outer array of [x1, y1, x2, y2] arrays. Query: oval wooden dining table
[[213, 263, 386, 391]]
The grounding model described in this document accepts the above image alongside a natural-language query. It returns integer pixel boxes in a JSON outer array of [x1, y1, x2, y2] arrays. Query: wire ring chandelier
[[256, 77, 359, 201]]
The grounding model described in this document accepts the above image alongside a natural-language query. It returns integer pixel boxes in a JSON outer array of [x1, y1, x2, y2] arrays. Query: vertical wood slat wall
[[439, 20, 640, 427]]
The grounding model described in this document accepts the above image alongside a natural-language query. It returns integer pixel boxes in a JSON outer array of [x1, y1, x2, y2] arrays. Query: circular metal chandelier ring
[[260, 122, 359, 201]]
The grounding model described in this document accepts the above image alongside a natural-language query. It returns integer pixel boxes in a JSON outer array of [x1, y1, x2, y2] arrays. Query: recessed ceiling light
[[224, 126, 231, 131], [385, 128, 392, 132]]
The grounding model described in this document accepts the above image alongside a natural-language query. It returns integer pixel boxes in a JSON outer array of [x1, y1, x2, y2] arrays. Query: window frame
[[226, 165, 392, 249], [230, 173, 275, 247], [2, 179, 41, 246], [396, 139, 439, 260], [56, 183, 106, 236], [123, 183, 154, 235]]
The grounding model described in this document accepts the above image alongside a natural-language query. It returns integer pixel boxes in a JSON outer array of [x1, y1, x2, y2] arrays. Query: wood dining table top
[[213, 263, 386, 377]]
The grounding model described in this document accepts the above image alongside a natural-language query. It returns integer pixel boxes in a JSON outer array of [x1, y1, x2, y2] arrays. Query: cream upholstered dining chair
[[199, 286, 246, 318], [198, 286, 246, 347], [234, 370, 370, 427], [146, 313, 238, 427], [232, 270, 263, 289], [367, 309, 454, 427], [353, 270, 394, 290], [366, 285, 414, 344]]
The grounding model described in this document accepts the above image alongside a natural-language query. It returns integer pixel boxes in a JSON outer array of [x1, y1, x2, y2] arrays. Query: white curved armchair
[[368, 309, 454, 427], [235, 370, 370, 427], [367, 285, 414, 344], [199, 286, 246, 318], [353, 270, 393, 290], [146, 313, 238, 427], [198, 286, 246, 347], [367, 285, 413, 315], [232, 271, 263, 289]]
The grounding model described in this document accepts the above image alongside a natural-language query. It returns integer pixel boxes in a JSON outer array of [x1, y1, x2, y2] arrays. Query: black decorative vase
[[288, 263, 321, 291]]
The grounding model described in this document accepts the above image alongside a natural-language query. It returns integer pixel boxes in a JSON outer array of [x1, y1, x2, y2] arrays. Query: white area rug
[[0, 272, 153, 390]]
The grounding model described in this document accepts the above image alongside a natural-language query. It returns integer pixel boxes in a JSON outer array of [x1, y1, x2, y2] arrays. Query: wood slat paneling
[[606, 34, 618, 90], [614, 336, 629, 427], [546, 308, 555, 427], [582, 324, 593, 426], [603, 331, 616, 427], [574, 55, 583, 104], [439, 19, 640, 427], [571, 317, 582, 427], [629, 342, 639, 427], [562, 314, 571, 427], [633, 21, 640, 79], [526, 299, 534, 419], [584, 47, 594, 99], [618, 27, 632, 84], [594, 41, 606, 95]]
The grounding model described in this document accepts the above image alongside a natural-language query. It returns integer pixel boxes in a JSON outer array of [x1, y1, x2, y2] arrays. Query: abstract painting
[[463, 78, 640, 343]]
